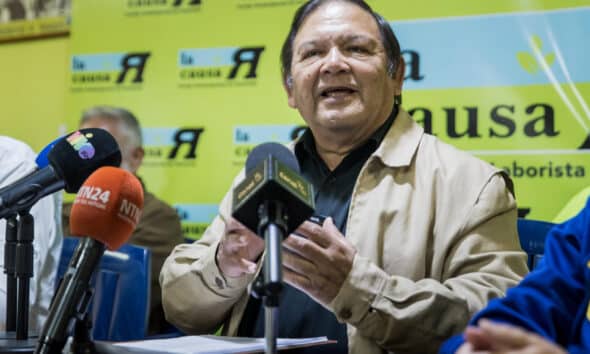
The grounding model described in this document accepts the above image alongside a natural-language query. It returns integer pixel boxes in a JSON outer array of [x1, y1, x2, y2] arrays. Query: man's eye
[[349, 46, 368, 54], [302, 50, 321, 59]]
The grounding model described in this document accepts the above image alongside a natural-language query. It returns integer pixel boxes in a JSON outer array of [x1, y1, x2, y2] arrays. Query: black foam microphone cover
[[245, 142, 300, 173], [48, 128, 122, 193], [0, 129, 121, 219]]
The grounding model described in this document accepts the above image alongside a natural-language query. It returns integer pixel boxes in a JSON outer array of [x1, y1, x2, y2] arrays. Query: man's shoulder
[[0, 136, 35, 157], [419, 133, 498, 176], [415, 134, 513, 203], [0, 136, 37, 186]]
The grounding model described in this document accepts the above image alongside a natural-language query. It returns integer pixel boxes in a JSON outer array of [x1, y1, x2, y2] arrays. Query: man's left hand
[[458, 319, 567, 354], [282, 217, 356, 306]]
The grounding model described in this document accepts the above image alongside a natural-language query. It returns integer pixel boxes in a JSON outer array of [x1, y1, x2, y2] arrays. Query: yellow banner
[[65, 0, 590, 239]]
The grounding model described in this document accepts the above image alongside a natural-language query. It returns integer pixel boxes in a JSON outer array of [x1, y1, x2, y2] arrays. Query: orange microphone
[[36, 167, 143, 354], [69, 166, 143, 250]]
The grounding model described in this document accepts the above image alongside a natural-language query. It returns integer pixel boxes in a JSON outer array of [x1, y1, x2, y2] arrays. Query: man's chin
[[315, 117, 360, 133], [317, 108, 362, 125]]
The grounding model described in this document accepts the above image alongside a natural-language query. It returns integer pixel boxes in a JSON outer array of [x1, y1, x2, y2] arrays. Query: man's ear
[[393, 57, 406, 96], [283, 76, 296, 109], [130, 146, 144, 173]]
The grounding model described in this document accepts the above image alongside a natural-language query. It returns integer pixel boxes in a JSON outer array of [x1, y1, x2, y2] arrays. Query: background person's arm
[[441, 198, 589, 354]]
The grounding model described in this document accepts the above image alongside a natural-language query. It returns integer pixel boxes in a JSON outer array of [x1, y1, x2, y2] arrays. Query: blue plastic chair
[[516, 218, 555, 270], [56, 237, 151, 341]]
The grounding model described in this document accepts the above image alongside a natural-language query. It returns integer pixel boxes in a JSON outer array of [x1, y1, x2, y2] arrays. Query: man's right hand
[[216, 218, 265, 278]]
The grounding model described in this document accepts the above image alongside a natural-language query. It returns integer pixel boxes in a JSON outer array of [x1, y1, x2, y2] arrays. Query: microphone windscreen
[[245, 142, 299, 173], [69, 166, 144, 250], [36, 136, 62, 168], [48, 128, 122, 193]]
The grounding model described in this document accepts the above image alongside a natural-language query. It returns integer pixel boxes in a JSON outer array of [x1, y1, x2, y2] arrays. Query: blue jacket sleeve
[[439, 334, 464, 354], [440, 199, 590, 353]]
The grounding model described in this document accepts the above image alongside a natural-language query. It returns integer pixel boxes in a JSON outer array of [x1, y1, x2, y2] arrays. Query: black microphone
[[232, 142, 315, 236], [231, 142, 315, 353], [232, 143, 315, 289], [0, 128, 121, 219]]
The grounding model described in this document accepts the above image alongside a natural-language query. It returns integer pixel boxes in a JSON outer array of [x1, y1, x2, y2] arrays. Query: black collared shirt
[[237, 106, 398, 353]]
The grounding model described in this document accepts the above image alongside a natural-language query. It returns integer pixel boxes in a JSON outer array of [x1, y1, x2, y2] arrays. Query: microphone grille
[[245, 142, 299, 173], [70, 166, 144, 250], [48, 128, 122, 193]]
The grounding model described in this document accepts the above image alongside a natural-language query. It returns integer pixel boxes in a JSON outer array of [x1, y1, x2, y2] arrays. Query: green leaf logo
[[517, 35, 555, 74]]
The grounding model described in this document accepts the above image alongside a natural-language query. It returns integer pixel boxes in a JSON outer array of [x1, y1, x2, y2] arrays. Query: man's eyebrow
[[342, 34, 378, 44], [296, 40, 322, 52], [296, 34, 377, 51]]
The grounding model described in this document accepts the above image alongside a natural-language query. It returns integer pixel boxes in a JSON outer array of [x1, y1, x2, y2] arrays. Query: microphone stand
[[4, 215, 18, 332], [69, 312, 95, 354], [0, 210, 37, 354], [256, 201, 286, 354], [15, 210, 34, 340], [36, 238, 104, 354]]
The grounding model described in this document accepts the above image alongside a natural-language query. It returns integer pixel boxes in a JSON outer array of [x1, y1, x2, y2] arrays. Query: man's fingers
[[464, 326, 494, 350], [218, 254, 257, 278], [283, 266, 311, 292], [283, 234, 325, 261], [282, 248, 317, 275], [293, 220, 331, 248], [240, 258, 257, 274], [218, 218, 265, 277], [226, 217, 247, 233], [226, 217, 258, 238], [477, 319, 530, 349], [456, 342, 494, 354]]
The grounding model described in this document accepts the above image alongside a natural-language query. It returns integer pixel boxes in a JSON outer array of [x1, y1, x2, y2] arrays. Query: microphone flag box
[[232, 155, 314, 236]]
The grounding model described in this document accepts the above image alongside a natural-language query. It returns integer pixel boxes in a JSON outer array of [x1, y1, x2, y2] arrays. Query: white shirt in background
[[0, 136, 62, 333]]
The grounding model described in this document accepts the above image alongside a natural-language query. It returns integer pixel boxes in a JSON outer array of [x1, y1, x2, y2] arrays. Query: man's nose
[[321, 47, 350, 75]]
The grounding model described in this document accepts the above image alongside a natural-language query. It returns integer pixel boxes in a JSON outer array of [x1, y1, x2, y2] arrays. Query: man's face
[[286, 1, 400, 137], [80, 116, 142, 173]]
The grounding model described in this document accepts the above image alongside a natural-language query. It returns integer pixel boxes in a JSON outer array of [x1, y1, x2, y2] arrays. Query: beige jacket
[[161, 110, 528, 353]]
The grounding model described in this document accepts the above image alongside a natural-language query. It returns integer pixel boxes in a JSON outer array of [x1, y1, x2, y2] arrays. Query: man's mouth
[[320, 87, 356, 98]]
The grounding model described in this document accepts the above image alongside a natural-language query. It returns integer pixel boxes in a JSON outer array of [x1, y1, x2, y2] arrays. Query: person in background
[[439, 197, 590, 354], [62, 106, 185, 335], [0, 135, 62, 332], [160, 1, 528, 353]]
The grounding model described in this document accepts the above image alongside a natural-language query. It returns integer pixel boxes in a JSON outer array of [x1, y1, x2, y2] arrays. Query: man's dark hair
[[280, 0, 402, 87]]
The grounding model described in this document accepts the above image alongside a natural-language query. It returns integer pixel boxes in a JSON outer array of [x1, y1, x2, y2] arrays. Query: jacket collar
[[289, 108, 423, 168], [373, 108, 424, 168]]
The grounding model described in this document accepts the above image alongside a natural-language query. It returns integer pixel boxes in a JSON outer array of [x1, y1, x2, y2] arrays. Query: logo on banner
[[142, 127, 205, 166], [125, 0, 201, 16], [232, 124, 303, 165], [409, 103, 559, 141], [391, 10, 590, 153], [236, 0, 304, 9], [402, 49, 425, 82], [70, 52, 151, 92], [517, 35, 556, 74], [177, 46, 265, 88]]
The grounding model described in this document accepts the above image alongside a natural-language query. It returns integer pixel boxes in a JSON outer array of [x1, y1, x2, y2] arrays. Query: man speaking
[[161, 1, 528, 353]]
